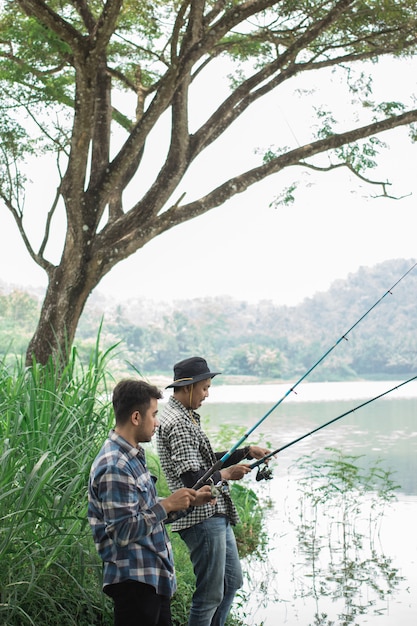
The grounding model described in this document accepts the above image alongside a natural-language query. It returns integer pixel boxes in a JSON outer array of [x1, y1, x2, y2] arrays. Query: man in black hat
[[156, 357, 270, 626]]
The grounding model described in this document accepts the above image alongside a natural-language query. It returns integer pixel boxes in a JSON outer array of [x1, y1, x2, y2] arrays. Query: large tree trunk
[[25, 261, 97, 366]]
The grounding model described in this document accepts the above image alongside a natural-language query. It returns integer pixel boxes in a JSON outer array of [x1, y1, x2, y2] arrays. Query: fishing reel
[[255, 463, 274, 482], [208, 478, 230, 498]]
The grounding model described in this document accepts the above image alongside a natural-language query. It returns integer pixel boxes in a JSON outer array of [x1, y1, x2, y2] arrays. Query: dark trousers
[[105, 580, 173, 626]]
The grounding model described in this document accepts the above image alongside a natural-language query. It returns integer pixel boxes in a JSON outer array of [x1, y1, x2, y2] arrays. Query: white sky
[[0, 56, 416, 306]]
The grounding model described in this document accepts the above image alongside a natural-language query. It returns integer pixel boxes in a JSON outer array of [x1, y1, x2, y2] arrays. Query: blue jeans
[[179, 516, 243, 626]]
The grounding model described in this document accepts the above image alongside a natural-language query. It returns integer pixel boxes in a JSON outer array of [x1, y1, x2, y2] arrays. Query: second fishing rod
[[192, 261, 417, 490], [250, 374, 417, 481]]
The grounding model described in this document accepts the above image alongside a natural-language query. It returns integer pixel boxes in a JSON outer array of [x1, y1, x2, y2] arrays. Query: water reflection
[[290, 450, 403, 626], [238, 465, 414, 625], [201, 387, 417, 625]]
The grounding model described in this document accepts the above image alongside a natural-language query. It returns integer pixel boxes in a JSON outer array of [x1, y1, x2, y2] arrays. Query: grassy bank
[[0, 345, 268, 626]]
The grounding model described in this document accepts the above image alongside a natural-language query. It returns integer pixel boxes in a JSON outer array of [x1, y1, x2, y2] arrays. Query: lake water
[[188, 380, 417, 626]]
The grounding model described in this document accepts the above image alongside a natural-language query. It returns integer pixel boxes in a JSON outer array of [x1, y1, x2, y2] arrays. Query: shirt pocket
[[134, 472, 152, 498]]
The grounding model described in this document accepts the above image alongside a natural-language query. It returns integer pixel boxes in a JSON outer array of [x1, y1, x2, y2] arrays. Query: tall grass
[[0, 345, 269, 626], [0, 343, 116, 625]]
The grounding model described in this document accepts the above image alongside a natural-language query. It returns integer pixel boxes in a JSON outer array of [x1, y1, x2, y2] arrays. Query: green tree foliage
[[86, 257, 417, 379], [2, 258, 416, 380], [1, 1, 417, 366]]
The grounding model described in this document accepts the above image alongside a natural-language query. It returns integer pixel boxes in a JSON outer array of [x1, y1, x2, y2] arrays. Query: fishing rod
[[193, 261, 417, 490], [250, 374, 417, 481]]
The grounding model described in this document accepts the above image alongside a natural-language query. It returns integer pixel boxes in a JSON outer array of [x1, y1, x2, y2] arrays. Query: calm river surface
[[184, 380, 417, 626]]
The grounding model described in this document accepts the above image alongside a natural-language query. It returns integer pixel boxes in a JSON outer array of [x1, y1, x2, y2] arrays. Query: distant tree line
[[1, 258, 416, 381]]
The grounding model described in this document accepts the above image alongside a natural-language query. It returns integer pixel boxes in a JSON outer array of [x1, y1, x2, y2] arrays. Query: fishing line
[[191, 261, 417, 489], [250, 374, 417, 480]]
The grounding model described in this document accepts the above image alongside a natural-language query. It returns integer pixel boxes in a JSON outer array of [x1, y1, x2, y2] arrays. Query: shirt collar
[[109, 429, 143, 457], [169, 396, 201, 424]]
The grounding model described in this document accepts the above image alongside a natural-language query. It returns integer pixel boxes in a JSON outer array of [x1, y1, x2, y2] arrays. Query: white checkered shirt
[[156, 396, 242, 531]]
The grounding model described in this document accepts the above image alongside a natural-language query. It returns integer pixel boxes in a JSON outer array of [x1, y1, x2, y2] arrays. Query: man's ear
[[131, 410, 141, 425]]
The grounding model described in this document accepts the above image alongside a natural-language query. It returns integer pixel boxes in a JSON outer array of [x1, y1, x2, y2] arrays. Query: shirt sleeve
[[181, 445, 251, 487], [215, 446, 251, 467], [164, 421, 206, 476], [180, 468, 222, 488]]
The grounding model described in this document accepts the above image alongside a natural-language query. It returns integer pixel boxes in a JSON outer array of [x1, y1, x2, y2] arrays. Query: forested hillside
[[1, 258, 416, 381]]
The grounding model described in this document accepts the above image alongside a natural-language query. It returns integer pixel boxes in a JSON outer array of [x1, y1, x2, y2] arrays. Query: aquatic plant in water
[[291, 448, 403, 626]]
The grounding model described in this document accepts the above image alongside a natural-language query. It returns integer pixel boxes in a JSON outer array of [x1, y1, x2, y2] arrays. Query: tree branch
[[189, 0, 409, 158], [90, 105, 417, 273], [301, 161, 411, 199], [157, 107, 417, 229], [16, 0, 84, 51], [89, 0, 124, 57], [0, 190, 54, 273], [71, 0, 96, 33]]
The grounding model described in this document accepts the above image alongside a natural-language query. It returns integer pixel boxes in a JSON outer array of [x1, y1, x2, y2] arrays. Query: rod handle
[[192, 459, 224, 490]]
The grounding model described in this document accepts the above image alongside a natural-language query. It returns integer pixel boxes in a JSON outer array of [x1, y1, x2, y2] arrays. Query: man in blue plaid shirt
[[88, 379, 213, 626]]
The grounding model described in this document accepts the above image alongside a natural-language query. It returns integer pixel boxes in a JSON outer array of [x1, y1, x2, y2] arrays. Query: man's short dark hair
[[112, 379, 163, 425]]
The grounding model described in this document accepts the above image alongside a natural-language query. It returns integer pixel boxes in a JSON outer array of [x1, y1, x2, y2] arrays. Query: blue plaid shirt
[[87, 430, 176, 597]]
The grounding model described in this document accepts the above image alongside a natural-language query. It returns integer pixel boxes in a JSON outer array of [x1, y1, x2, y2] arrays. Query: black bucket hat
[[166, 357, 221, 389]]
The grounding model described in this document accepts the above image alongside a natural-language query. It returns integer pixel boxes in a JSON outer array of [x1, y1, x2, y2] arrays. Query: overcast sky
[[1, 56, 416, 306]]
